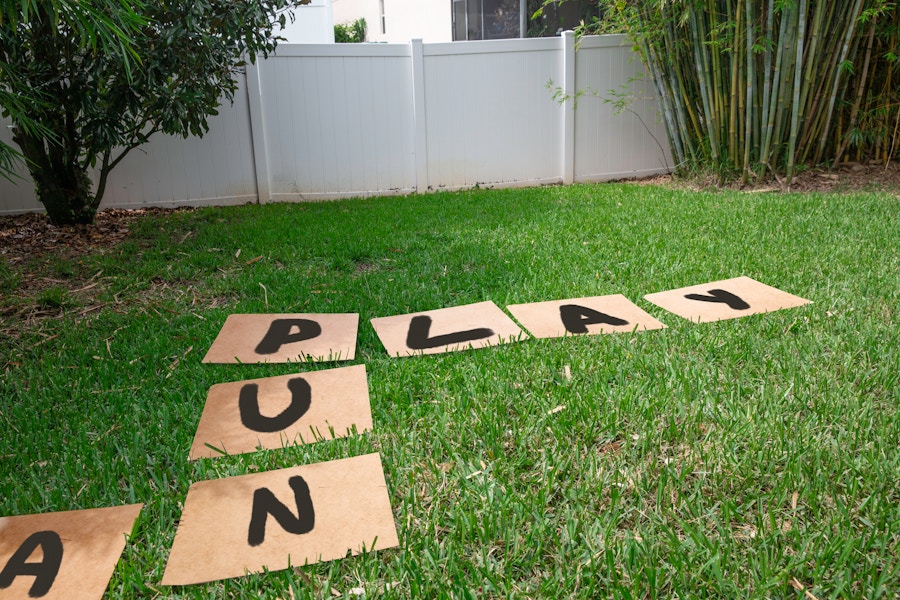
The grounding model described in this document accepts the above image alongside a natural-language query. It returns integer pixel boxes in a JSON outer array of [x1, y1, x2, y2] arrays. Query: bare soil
[[633, 160, 900, 194]]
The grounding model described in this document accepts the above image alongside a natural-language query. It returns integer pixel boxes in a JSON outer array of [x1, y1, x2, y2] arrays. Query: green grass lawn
[[1, 183, 898, 598]]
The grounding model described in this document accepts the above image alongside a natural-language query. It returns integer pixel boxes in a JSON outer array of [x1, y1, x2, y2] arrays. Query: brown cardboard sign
[[370, 301, 527, 357], [0, 504, 142, 600], [506, 294, 667, 338], [202, 313, 359, 363], [189, 364, 372, 460], [161, 453, 398, 586], [644, 276, 811, 323]]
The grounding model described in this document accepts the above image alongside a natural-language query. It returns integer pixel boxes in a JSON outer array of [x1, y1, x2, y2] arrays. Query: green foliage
[[0, 0, 309, 225], [334, 18, 367, 43], [0, 0, 145, 184], [48, 256, 78, 279], [35, 286, 73, 309], [599, 0, 900, 183]]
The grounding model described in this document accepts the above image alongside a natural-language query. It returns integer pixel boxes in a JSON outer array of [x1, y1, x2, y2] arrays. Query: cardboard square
[[506, 294, 667, 338], [644, 276, 811, 323], [161, 453, 398, 586], [0, 504, 142, 600], [202, 313, 358, 363], [190, 364, 372, 460], [370, 301, 527, 357]]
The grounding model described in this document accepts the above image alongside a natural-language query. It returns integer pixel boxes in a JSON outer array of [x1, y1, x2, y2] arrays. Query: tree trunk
[[12, 127, 97, 226]]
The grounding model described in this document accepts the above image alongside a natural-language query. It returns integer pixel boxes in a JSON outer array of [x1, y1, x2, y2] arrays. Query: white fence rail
[[0, 34, 670, 215]]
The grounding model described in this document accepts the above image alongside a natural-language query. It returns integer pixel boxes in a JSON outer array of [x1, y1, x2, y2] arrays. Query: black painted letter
[[405, 315, 494, 350], [0, 530, 63, 598], [684, 289, 750, 310], [254, 319, 323, 355], [247, 476, 315, 547], [559, 304, 629, 334], [239, 377, 312, 433]]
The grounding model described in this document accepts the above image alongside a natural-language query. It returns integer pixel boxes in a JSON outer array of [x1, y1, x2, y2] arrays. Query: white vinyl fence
[[0, 34, 671, 215]]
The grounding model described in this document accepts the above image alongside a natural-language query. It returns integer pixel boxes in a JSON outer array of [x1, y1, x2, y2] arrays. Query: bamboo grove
[[602, 0, 900, 182]]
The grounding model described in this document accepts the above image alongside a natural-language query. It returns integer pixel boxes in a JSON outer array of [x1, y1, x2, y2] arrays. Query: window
[[453, 0, 519, 41]]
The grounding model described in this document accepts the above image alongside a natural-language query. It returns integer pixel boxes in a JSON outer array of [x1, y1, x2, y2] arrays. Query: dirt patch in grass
[[631, 160, 900, 195], [0, 208, 198, 327]]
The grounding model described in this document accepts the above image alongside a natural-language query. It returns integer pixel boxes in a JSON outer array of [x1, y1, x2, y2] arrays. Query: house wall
[[0, 34, 671, 215], [279, 0, 336, 44], [333, 0, 451, 43]]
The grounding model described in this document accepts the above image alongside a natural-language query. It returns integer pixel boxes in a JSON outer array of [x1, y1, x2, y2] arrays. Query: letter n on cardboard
[[161, 453, 398, 586], [0, 504, 142, 600]]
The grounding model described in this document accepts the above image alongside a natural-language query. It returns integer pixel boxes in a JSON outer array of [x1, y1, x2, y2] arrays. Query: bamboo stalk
[[730, 1, 740, 167], [663, 17, 698, 161], [689, 9, 719, 163], [770, 4, 796, 173], [742, 0, 754, 179], [763, 4, 792, 173], [646, 40, 686, 165], [834, 20, 876, 163], [794, 0, 827, 159], [706, 3, 726, 159], [798, 1, 844, 161], [758, 0, 775, 177], [888, 102, 900, 167], [887, 26, 898, 164], [786, 0, 806, 184], [814, 0, 864, 164], [800, 0, 825, 113]]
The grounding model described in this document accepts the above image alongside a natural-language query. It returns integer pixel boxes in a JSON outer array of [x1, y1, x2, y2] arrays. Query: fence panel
[[421, 38, 564, 191], [0, 76, 257, 214], [0, 124, 43, 214], [259, 44, 417, 201], [573, 36, 672, 181], [100, 76, 258, 209], [0, 35, 671, 216]]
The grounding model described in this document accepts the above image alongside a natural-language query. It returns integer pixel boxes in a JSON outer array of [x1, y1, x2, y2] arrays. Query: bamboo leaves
[[605, 0, 898, 181]]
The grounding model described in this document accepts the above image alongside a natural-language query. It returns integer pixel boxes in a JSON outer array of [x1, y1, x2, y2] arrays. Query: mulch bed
[[0, 208, 188, 266], [630, 160, 900, 194], [0, 208, 197, 333]]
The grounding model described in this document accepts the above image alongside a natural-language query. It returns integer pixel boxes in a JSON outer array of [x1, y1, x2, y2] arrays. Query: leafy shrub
[[335, 18, 367, 43]]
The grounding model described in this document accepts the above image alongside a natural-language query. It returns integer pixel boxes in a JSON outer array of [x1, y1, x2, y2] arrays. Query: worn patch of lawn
[[1, 183, 898, 598]]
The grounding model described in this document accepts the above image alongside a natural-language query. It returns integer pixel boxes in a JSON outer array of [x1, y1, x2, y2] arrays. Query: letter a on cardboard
[[0, 504, 142, 600], [507, 294, 667, 338]]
